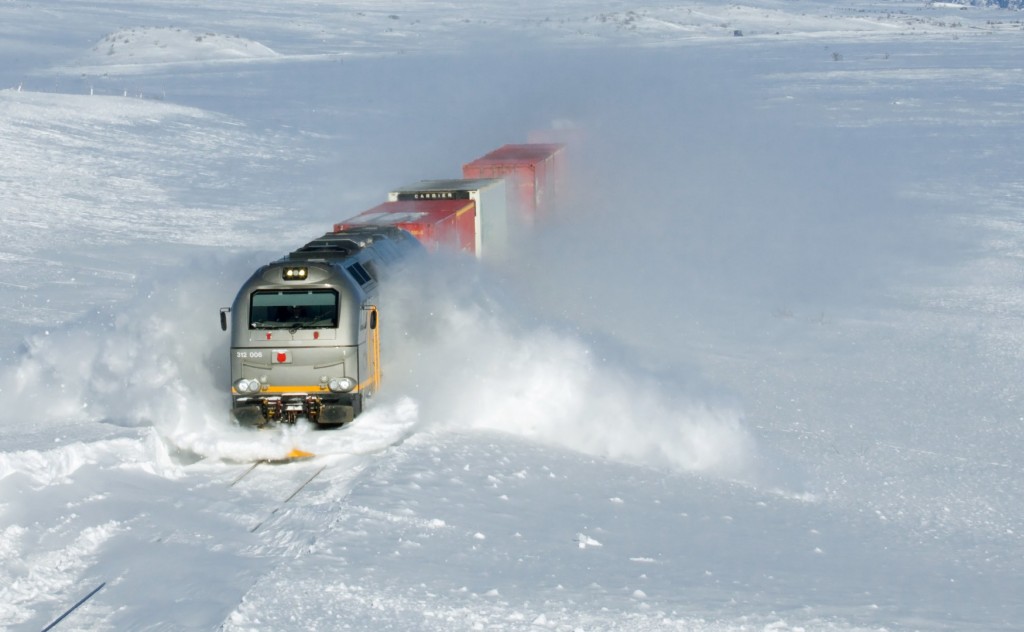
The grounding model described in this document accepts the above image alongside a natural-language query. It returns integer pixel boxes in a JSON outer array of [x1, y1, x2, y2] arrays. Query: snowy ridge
[[88, 28, 278, 67], [0, 436, 160, 487]]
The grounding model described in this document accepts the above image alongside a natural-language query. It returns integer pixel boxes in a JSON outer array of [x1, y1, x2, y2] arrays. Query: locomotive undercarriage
[[232, 394, 362, 427]]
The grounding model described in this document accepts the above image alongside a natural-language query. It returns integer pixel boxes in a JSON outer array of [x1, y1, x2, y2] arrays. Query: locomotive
[[220, 226, 422, 426], [220, 142, 565, 427]]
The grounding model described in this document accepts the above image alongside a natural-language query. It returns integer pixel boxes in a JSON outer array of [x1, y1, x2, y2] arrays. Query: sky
[[2, 1, 1024, 630]]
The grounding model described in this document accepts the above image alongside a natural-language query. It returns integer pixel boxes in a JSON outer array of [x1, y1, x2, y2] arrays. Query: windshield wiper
[[251, 322, 292, 329], [252, 320, 332, 330]]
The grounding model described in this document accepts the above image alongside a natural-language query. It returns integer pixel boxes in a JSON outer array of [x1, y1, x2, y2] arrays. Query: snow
[[84, 28, 279, 68], [2, 0, 1024, 630]]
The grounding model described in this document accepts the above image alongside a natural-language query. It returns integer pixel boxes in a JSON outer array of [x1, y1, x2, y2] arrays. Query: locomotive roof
[[286, 226, 407, 261]]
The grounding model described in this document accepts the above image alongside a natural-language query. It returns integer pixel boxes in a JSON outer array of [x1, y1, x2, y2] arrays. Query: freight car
[[221, 142, 564, 427], [463, 143, 564, 224]]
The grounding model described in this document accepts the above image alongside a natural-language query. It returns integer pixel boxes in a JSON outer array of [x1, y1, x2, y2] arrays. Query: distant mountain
[[936, 0, 1024, 8]]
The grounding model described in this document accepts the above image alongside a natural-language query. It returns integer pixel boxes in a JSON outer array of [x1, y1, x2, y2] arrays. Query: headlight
[[235, 378, 262, 394], [327, 377, 355, 393], [282, 266, 308, 281]]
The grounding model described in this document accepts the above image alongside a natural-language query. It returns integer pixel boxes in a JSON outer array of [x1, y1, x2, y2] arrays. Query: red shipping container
[[462, 143, 565, 224], [333, 199, 476, 255]]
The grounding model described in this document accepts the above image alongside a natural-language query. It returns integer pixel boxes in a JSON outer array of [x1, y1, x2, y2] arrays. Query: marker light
[[235, 378, 262, 394], [282, 267, 308, 281], [328, 377, 355, 393]]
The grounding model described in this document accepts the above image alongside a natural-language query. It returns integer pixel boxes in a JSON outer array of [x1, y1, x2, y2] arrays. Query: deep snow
[[2, 1, 1024, 630]]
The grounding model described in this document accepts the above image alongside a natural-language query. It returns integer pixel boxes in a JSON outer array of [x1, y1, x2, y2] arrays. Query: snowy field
[[2, 0, 1024, 630]]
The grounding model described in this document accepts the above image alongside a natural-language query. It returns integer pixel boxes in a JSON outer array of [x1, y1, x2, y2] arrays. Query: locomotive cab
[[221, 228, 417, 426]]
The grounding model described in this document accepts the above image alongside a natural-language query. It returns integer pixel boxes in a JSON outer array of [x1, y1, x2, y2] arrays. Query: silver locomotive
[[220, 226, 422, 426]]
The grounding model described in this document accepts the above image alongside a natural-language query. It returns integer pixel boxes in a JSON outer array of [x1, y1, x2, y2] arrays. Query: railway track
[[232, 461, 329, 533]]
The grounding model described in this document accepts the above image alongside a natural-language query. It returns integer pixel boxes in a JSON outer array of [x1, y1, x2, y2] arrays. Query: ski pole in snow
[[41, 582, 106, 632]]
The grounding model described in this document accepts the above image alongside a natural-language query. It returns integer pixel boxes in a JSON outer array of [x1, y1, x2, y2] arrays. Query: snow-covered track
[[248, 464, 328, 533], [40, 582, 106, 632]]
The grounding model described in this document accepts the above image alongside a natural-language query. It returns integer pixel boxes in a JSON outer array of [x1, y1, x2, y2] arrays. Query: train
[[220, 141, 566, 427]]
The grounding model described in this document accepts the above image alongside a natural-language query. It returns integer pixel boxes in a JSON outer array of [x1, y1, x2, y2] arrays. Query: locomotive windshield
[[249, 289, 338, 329]]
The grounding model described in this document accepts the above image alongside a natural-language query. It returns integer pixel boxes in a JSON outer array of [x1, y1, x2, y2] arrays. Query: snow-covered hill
[[2, 1, 1023, 630]]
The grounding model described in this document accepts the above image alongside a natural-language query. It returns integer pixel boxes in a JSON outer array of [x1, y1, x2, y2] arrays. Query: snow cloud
[[382, 255, 758, 481], [0, 255, 238, 453]]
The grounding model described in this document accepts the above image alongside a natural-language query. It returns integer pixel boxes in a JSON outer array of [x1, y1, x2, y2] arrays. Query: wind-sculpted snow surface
[[0, 88, 308, 349], [3, 0, 1024, 630]]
